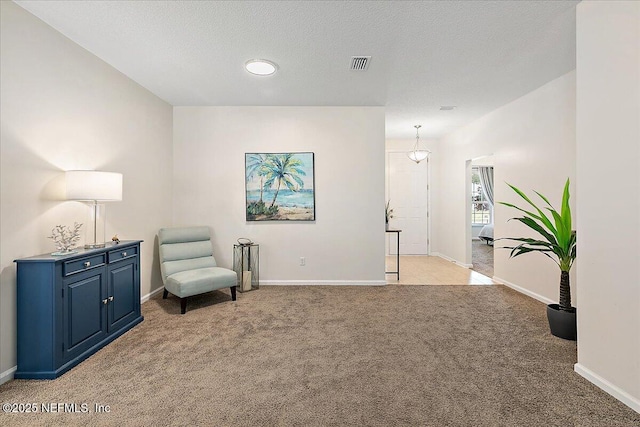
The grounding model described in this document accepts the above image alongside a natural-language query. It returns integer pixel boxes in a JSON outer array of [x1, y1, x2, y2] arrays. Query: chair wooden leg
[[163, 289, 168, 299], [180, 298, 187, 314], [230, 286, 237, 301]]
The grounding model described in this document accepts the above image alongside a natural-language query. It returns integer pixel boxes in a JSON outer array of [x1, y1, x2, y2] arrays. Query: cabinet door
[[108, 257, 139, 333], [62, 268, 108, 362]]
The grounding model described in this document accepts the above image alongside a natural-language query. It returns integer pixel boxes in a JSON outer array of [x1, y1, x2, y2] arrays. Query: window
[[471, 167, 492, 225]]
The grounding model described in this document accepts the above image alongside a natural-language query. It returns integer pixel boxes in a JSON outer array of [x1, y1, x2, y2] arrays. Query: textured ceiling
[[15, 1, 578, 139]]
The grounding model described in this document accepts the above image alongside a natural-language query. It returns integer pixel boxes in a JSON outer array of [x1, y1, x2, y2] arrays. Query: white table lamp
[[66, 170, 123, 248]]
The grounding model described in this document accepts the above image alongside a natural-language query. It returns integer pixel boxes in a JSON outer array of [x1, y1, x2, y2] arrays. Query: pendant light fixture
[[408, 125, 431, 164]]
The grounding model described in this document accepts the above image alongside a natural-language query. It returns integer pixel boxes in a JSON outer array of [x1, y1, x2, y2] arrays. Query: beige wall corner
[[575, 0, 640, 412], [0, 1, 173, 381]]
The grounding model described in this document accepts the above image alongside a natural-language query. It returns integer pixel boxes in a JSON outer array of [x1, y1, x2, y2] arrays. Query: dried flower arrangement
[[385, 200, 394, 224]]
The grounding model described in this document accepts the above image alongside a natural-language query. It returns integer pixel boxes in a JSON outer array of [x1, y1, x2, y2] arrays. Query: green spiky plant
[[499, 178, 576, 312]]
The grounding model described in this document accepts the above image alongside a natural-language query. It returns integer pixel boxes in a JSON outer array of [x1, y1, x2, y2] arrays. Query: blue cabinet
[[107, 255, 139, 332], [63, 267, 108, 363], [14, 241, 143, 379]]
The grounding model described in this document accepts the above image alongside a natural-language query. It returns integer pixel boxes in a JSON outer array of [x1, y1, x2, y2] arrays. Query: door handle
[[102, 298, 108, 305], [109, 296, 114, 302]]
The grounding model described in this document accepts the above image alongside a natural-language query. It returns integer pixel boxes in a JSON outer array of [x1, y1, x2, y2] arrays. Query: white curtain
[[478, 166, 494, 207]]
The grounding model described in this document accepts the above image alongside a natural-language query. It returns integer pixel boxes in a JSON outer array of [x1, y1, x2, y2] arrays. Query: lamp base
[[85, 202, 106, 250], [84, 243, 106, 249]]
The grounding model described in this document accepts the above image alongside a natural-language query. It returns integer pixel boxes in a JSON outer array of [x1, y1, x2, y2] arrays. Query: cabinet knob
[[84, 261, 91, 268], [122, 252, 127, 257], [102, 298, 108, 305], [109, 296, 114, 302]]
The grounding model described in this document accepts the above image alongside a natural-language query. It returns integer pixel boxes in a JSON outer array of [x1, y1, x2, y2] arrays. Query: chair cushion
[[162, 256, 216, 279], [161, 241, 214, 263], [165, 267, 237, 298], [158, 226, 211, 245]]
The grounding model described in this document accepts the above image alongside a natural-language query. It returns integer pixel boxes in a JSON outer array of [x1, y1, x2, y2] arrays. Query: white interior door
[[387, 152, 429, 254]]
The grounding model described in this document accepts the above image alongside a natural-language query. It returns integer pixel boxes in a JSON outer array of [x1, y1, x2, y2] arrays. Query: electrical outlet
[[300, 257, 306, 266]]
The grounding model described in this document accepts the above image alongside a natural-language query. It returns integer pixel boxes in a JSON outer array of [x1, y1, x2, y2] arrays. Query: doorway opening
[[383, 148, 496, 285], [385, 151, 429, 256], [468, 156, 494, 278], [385, 151, 429, 282]]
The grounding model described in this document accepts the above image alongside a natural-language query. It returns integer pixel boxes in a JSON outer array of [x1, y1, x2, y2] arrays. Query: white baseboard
[[260, 280, 387, 286], [574, 363, 640, 414], [386, 254, 430, 257], [0, 366, 16, 385], [493, 276, 555, 305], [432, 252, 473, 269], [141, 286, 164, 303]]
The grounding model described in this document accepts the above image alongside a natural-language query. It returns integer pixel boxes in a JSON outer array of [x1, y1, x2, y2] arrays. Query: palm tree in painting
[[262, 154, 306, 208], [246, 154, 268, 202]]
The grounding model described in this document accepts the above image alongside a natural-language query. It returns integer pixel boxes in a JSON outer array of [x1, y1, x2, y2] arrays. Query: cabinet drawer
[[108, 246, 138, 264], [63, 254, 106, 277]]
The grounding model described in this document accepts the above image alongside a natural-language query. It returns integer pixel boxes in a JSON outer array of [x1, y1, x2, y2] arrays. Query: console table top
[[15, 240, 143, 262]]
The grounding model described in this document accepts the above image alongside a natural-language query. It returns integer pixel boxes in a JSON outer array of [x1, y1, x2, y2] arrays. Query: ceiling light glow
[[245, 59, 277, 76]]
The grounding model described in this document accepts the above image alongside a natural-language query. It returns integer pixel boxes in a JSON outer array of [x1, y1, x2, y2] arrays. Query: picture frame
[[245, 152, 315, 221]]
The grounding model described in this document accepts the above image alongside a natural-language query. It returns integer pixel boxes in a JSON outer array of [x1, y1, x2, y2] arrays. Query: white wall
[[385, 138, 439, 154], [434, 71, 576, 303], [0, 2, 173, 382], [575, 1, 640, 412], [173, 106, 385, 284]]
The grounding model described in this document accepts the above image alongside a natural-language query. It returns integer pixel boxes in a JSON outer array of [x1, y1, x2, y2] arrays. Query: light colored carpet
[[472, 239, 494, 278], [1, 286, 638, 426]]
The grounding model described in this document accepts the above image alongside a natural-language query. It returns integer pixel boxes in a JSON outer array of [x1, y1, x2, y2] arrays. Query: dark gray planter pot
[[547, 304, 576, 340]]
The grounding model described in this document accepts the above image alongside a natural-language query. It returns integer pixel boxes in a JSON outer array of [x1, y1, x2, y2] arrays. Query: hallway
[[471, 239, 494, 278], [385, 255, 499, 285]]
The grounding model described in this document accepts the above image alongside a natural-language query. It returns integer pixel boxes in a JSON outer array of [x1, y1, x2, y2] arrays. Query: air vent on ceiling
[[440, 106, 457, 111], [350, 56, 371, 71]]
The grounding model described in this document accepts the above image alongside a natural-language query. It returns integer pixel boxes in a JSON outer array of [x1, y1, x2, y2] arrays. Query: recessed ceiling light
[[245, 59, 278, 76], [440, 106, 457, 111]]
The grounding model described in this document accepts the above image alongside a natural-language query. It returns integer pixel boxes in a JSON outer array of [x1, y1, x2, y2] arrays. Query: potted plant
[[499, 178, 577, 340], [385, 200, 394, 230]]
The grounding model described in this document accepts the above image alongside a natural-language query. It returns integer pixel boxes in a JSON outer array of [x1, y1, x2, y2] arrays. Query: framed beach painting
[[245, 152, 315, 221]]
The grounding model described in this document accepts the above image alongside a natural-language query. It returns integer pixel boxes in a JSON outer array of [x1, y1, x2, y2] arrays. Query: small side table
[[233, 243, 259, 292], [385, 229, 401, 280]]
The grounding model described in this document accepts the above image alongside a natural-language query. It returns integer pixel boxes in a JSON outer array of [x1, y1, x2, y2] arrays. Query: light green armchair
[[158, 226, 237, 314]]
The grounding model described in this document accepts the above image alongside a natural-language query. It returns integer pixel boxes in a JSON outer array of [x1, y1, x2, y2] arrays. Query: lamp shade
[[66, 171, 123, 201]]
